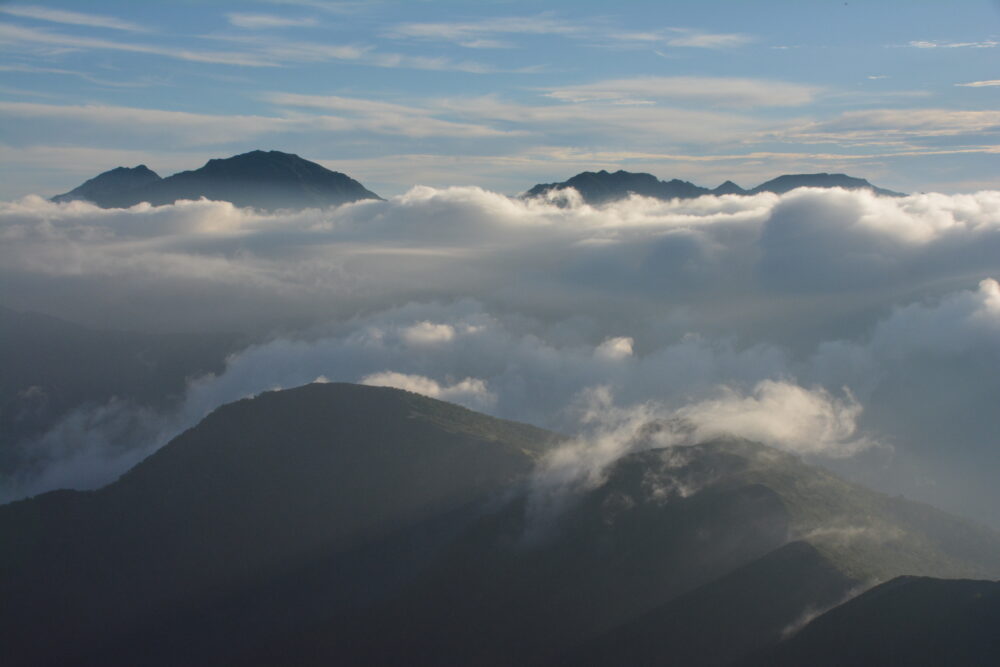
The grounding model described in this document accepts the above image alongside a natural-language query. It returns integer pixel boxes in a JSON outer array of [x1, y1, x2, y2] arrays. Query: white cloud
[[674, 381, 871, 458], [544, 76, 818, 108], [0, 98, 517, 148], [0, 101, 291, 145], [401, 321, 457, 345], [0, 23, 275, 67], [360, 371, 495, 408], [208, 33, 502, 73], [956, 80, 1000, 87], [0, 5, 148, 32], [3, 188, 1000, 525], [783, 108, 1000, 143], [386, 15, 582, 46], [662, 28, 753, 49], [264, 92, 517, 138], [595, 336, 634, 361], [227, 13, 318, 29], [908, 39, 998, 49]]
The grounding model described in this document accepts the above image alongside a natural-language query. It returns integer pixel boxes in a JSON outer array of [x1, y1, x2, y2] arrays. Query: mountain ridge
[[51, 150, 382, 211], [1, 384, 997, 665], [524, 169, 904, 203]]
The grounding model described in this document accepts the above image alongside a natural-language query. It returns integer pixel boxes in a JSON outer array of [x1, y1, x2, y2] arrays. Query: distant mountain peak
[[52, 164, 161, 204], [524, 169, 709, 204], [524, 170, 903, 204], [712, 180, 747, 195], [749, 172, 904, 197], [51, 150, 381, 210]]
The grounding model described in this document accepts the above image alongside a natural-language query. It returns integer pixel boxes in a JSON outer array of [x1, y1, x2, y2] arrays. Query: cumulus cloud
[[674, 381, 871, 457], [360, 372, 495, 408], [2, 186, 1000, 525]]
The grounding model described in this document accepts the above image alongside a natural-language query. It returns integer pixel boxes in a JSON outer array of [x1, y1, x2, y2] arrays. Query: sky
[[1, 0, 999, 199]]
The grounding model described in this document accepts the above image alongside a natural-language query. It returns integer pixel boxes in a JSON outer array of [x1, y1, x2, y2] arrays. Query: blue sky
[[1, 0, 998, 198]]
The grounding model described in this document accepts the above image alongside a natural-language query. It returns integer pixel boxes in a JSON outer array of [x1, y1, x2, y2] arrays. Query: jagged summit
[[525, 170, 903, 204], [524, 169, 709, 204], [51, 150, 381, 210]]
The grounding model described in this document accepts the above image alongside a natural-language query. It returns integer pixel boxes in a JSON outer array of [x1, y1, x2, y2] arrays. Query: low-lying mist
[[2, 186, 998, 525]]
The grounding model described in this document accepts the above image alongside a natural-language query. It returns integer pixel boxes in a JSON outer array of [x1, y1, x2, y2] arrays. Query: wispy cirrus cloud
[[207, 33, 504, 72], [0, 23, 276, 66], [0, 97, 517, 146], [661, 28, 753, 49], [385, 15, 751, 51], [259, 0, 371, 13], [956, 79, 1000, 87], [543, 76, 818, 108], [907, 39, 998, 49], [783, 108, 1000, 143], [265, 92, 520, 137], [0, 63, 160, 88], [591, 27, 754, 50], [0, 4, 148, 32], [385, 14, 582, 48], [226, 13, 319, 29]]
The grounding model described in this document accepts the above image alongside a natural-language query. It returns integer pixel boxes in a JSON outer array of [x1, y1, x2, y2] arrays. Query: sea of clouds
[[2, 186, 999, 523]]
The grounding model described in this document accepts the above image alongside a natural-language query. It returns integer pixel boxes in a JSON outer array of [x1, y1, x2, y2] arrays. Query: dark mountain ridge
[[747, 576, 1000, 667], [525, 169, 904, 204], [1, 384, 997, 666], [51, 150, 382, 210], [51, 165, 161, 205]]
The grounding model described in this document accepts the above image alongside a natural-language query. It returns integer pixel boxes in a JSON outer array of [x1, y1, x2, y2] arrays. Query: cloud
[[544, 76, 818, 108], [661, 28, 753, 49], [385, 15, 582, 46], [908, 40, 998, 49], [263, 92, 517, 138], [207, 33, 503, 73], [0, 5, 148, 32], [0, 97, 516, 149], [399, 321, 458, 345], [780, 108, 1000, 144], [674, 381, 871, 457], [0, 101, 291, 146], [2, 187, 1000, 526], [956, 80, 1000, 87], [385, 17, 750, 52], [226, 13, 319, 29], [360, 372, 495, 408], [0, 23, 275, 67]]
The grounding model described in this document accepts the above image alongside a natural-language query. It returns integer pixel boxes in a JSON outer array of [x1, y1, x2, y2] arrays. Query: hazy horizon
[[2, 0, 999, 200]]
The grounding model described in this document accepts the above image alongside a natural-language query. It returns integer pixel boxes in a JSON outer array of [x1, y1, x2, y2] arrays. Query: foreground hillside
[[1, 383, 997, 666]]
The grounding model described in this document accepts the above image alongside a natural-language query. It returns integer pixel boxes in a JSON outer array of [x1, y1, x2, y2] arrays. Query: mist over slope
[[3, 384, 998, 666], [1, 184, 999, 526]]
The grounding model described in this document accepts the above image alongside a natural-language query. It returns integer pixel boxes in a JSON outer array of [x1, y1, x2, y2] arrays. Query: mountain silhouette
[[524, 170, 712, 204], [51, 165, 161, 204], [525, 170, 903, 204], [748, 172, 903, 197], [51, 150, 381, 210]]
